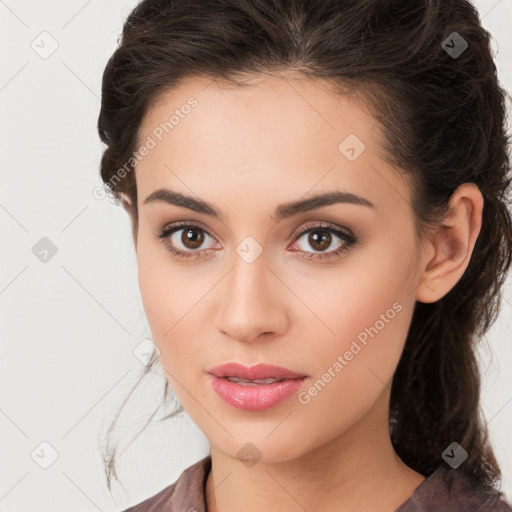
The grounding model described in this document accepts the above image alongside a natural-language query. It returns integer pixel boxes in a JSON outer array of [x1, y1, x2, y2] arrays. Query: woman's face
[[132, 73, 427, 463]]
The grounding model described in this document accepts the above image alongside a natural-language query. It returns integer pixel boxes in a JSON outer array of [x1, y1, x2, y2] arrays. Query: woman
[[97, 0, 512, 510]]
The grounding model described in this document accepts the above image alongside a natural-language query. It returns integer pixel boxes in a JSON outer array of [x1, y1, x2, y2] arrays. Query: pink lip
[[206, 363, 309, 412]]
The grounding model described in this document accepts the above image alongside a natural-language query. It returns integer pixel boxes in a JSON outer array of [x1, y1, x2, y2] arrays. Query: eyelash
[[154, 221, 357, 262]]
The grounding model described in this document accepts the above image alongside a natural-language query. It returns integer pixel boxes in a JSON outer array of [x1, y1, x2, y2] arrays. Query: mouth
[[206, 363, 309, 412], [206, 362, 308, 380], [220, 376, 292, 386]]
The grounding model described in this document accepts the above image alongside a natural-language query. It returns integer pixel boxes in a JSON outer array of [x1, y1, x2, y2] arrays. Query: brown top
[[121, 455, 512, 512]]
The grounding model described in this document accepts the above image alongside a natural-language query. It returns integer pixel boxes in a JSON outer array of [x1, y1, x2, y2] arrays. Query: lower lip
[[208, 374, 308, 412]]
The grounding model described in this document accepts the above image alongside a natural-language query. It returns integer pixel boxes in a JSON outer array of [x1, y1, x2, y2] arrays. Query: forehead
[[135, 73, 411, 218], [138, 73, 378, 155]]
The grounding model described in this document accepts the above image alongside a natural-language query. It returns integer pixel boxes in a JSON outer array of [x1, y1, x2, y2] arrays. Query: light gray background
[[1, 1, 511, 511]]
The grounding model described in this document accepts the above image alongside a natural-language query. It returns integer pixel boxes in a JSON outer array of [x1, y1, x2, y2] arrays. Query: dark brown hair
[[97, 0, 512, 497]]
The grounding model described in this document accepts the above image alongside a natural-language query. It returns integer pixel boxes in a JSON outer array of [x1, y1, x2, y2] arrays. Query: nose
[[214, 254, 289, 344]]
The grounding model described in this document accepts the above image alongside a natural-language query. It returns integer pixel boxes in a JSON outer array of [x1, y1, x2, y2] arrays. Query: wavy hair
[[97, 0, 512, 496]]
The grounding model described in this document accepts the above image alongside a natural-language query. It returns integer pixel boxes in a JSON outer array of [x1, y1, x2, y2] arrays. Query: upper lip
[[207, 362, 307, 380]]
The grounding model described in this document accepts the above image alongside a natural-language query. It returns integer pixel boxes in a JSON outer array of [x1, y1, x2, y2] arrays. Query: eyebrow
[[143, 187, 375, 222]]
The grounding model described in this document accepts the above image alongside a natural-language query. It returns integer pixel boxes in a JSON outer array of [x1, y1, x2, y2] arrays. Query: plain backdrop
[[1, 1, 511, 511]]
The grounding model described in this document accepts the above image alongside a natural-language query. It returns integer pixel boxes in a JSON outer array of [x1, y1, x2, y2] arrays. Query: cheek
[[293, 240, 415, 396], [136, 236, 187, 342], [291, 239, 413, 342], [137, 249, 172, 336], [136, 237, 211, 376], [295, 293, 412, 437]]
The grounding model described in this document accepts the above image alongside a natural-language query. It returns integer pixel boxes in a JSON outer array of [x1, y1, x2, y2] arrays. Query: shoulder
[[120, 480, 178, 512], [397, 465, 512, 512], [119, 455, 212, 512]]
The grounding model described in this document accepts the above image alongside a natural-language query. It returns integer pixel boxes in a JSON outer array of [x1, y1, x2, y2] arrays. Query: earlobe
[[415, 183, 484, 304]]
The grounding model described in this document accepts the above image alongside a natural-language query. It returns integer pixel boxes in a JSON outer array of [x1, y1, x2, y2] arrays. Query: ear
[[119, 192, 138, 250], [415, 183, 484, 304]]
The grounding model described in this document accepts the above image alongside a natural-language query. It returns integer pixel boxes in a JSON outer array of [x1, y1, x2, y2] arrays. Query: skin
[[122, 71, 483, 512]]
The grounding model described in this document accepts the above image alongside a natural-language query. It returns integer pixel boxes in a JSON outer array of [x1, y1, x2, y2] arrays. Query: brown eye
[[155, 223, 219, 260], [307, 230, 332, 252], [181, 227, 205, 249], [290, 224, 357, 261]]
